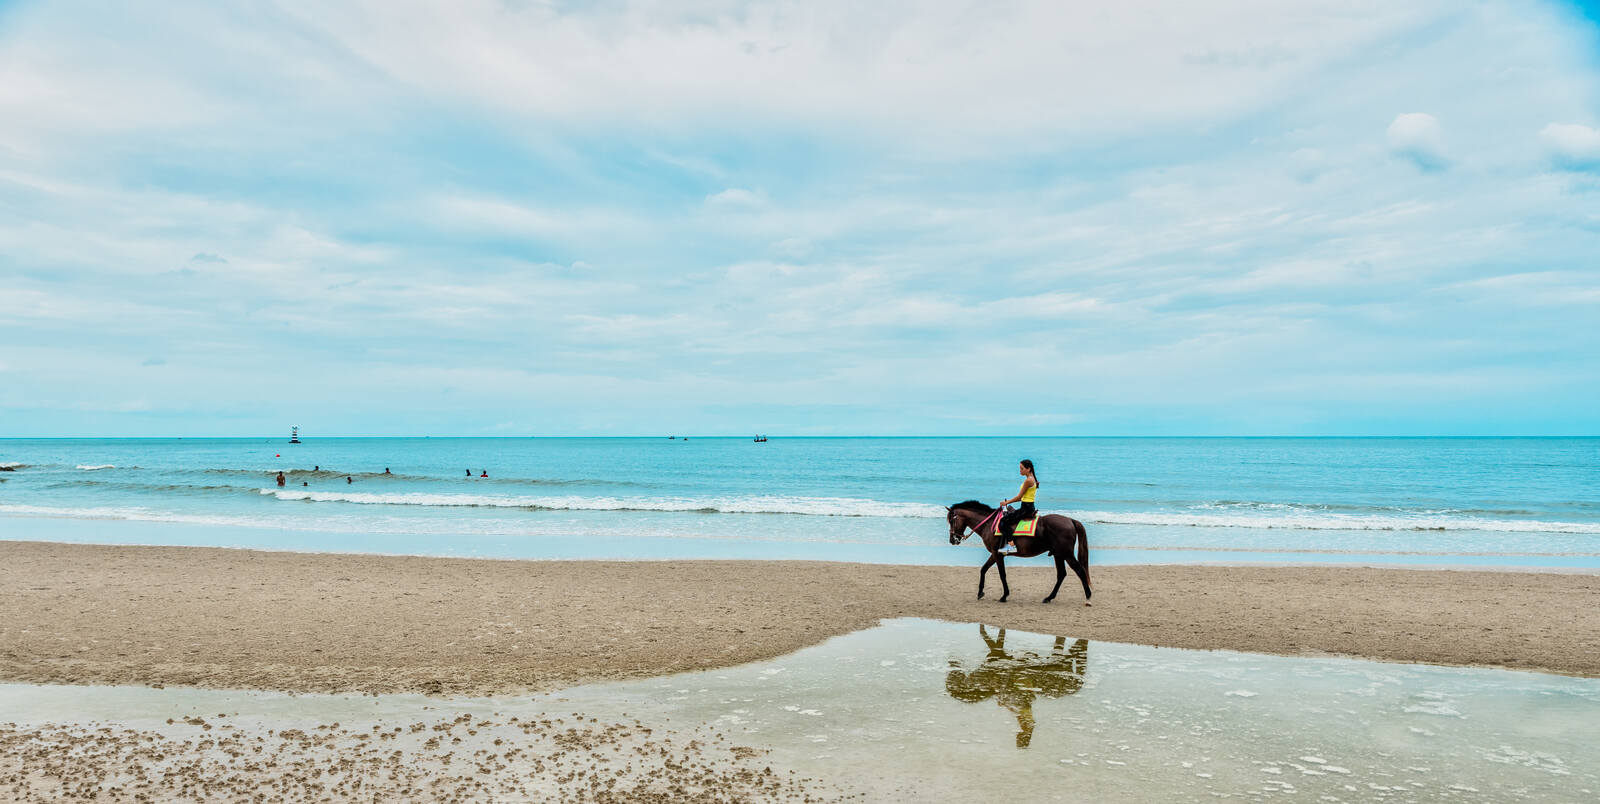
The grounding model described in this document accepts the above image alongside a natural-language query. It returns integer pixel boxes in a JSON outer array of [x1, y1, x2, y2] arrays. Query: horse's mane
[[950, 500, 994, 515]]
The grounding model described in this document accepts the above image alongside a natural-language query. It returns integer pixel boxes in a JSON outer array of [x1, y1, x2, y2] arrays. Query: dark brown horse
[[947, 500, 1091, 604]]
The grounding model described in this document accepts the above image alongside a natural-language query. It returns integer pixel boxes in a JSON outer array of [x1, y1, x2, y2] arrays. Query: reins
[[960, 506, 1005, 543]]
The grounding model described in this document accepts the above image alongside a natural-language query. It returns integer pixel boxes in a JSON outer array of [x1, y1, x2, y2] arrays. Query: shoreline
[[3, 539, 1598, 697], [7, 512, 1600, 574]]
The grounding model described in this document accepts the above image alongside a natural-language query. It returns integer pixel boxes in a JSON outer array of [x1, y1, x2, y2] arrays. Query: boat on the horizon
[[289, 426, 301, 444], [753, 435, 768, 442]]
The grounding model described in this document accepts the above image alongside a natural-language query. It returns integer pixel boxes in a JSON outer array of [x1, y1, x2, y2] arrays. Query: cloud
[[704, 188, 766, 209], [1386, 113, 1448, 170], [223, 0, 1464, 154], [1287, 147, 1329, 182], [2, 0, 1599, 435], [1540, 123, 1600, 171], [770, 237, 812, 259]]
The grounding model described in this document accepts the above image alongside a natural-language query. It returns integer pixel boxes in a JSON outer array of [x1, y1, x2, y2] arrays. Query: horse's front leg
[[995, 554, 1010, 602], [1043, 553, 1067, 603], [977, 553, 996, 599]]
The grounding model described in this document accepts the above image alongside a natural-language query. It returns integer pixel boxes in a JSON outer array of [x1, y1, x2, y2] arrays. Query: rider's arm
[[999, 479, 1035, 508]]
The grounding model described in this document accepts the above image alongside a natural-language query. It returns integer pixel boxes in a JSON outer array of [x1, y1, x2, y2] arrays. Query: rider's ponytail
[[1021, 458, 1038, 487]]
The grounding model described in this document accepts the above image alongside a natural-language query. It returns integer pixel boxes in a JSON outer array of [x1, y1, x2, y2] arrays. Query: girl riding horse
[[997, 459, 1038, 543]]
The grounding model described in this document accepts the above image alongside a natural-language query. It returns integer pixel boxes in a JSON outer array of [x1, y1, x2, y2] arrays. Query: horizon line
[[3, 434, 1598, 440]]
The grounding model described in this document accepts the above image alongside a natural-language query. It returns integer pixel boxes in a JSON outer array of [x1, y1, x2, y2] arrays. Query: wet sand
[[0, 712, 849, 803], [1, 540, 1597, 695]]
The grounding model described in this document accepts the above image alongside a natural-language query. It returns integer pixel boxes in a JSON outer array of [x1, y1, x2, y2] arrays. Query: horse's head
[[946, 506, 964, 545], [946, 501, 992, 545]]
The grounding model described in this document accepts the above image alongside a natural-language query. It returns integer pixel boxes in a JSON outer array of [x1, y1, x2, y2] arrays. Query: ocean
[[2, 437, 1597, 568]]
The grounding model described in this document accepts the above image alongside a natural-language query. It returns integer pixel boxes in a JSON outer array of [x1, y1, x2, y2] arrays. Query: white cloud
[[1386, 112, 1448, 170], [1288, 147, 1329, 182], [3, 0, 1600, 434], [705, 188, 766, 209], [258, 0, 1448, 151], [770, 237, 812, 259], [1539, 123, 1600, 171]]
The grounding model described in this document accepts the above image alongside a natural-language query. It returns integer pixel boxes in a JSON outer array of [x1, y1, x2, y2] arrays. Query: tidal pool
[[4, 619, 1597, 801]]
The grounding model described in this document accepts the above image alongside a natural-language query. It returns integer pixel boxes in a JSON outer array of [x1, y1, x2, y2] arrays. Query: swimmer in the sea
[[275, 471, 286, 487]]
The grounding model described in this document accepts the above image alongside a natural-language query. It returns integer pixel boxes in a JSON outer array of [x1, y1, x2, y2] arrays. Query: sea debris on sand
[[0, 712, 854, 803]]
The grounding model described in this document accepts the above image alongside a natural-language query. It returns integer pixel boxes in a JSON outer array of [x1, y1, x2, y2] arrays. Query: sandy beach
[[2, 540, 1597, 696]]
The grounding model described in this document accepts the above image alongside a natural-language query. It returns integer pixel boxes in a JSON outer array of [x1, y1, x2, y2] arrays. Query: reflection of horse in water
[[944, 624, 1088, 748]]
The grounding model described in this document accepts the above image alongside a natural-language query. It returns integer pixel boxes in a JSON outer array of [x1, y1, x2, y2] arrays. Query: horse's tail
[[1073, 518, 1091, 588]]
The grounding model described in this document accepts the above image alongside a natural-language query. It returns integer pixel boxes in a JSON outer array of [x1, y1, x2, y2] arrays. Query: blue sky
[[2, 0, 1598, 437]]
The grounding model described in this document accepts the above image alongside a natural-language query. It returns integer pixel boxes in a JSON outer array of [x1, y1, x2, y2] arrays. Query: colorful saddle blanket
[[1010, 516, 1039, 539]]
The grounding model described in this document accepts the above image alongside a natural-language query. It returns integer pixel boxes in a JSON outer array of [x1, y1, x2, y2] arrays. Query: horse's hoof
[[1042, 597, 1055, 604], [976, 592, 984, 600], [1084, 602, 1092, 607], [998, 597, 1008, 603]]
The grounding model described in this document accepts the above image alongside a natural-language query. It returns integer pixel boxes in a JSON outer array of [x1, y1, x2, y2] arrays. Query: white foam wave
[[0, 503, 433, 536], [259, 489, 943, 518], [75, 464, 115, 471], [0, 462, 25, 469], [0, 504, 153, 521], [1075, 509, 1600, 535], [0, 504, 913, 544], [253, 489, 1600, 532]]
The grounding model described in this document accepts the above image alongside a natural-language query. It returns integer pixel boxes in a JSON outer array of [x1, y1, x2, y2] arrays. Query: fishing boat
[[753, 435, 768, 442], [289, 426, 301, 444]]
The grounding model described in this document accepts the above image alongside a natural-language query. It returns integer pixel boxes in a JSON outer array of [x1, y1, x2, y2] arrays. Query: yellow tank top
[[1020, 481, 1036, 503]]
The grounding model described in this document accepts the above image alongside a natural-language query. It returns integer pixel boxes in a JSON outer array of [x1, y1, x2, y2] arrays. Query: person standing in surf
[[997, 459, 1038, 543]]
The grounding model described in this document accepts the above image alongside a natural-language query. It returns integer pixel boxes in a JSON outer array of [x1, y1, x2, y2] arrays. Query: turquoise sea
[[2, 437, 1597, 568]]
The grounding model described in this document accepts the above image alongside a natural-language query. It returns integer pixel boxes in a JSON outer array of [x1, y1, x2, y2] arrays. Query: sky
[[1, 0, 1598, 437]]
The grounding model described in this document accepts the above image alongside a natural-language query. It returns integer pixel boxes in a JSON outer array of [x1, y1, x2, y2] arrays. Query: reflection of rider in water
[[997, 459, 1039, 543], [945, 624, 1087, 748]]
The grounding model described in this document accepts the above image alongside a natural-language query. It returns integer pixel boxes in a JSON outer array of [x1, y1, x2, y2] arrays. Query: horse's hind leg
[[977, 554, 996, 600], [1044, 553, 1067, 603], [995, 555, 1010, 602], [1062, 547, 1091, 605]]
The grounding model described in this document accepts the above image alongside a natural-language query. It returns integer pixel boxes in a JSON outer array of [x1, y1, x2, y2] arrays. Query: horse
[[946, 500, 1091, 605]]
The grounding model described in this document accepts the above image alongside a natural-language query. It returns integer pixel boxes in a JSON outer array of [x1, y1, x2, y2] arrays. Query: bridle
[[953, 506, 1005, 544]]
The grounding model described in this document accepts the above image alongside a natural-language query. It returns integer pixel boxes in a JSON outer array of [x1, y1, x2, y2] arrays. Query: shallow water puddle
[[542, 619, 1600, 801], [4, 619, 1598, 801]]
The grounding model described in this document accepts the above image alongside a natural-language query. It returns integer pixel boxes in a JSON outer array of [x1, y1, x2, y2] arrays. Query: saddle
[[1009, 516, 1040, 539]]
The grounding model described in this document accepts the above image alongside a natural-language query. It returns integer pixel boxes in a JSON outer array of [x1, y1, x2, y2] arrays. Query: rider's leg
[[997, 507, 1020, 539]]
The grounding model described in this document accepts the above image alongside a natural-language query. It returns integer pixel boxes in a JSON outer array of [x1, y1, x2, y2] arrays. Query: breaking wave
[[75, 464, 115, 471], [259, 489, 943, 518], [1074, 509, 1600, 535], [248, 489, 1600, 532]]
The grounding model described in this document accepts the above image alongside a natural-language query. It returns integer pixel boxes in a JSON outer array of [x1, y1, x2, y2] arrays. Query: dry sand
[[3, 540, 1597, 695]]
